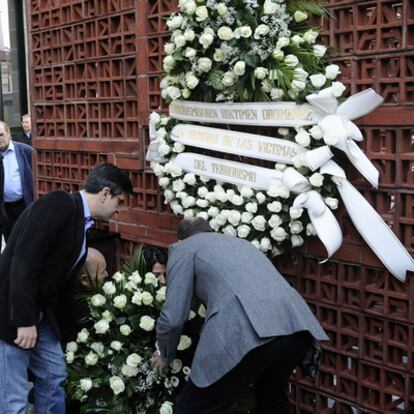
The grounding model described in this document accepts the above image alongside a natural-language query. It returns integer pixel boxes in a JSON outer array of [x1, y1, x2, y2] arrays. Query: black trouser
[[177, 330, 313, 414], [3, 199, 26, 241]]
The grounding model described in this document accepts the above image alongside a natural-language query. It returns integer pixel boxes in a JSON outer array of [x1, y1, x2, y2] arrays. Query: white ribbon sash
[[169, 100, 318, 127], [171, 124, 306, 164], [320, 161, 414, 282]]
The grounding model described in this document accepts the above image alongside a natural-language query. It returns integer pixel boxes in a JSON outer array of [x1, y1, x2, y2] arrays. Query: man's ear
[[79, 272, 90, 288]]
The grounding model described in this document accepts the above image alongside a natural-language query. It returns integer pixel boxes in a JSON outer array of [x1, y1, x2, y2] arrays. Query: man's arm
[[155, 244, 195, 365], [8, 192, 74, 332]]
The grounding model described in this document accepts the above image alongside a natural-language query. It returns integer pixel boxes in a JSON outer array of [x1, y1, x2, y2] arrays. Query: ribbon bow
[[307, 88, 384, 187]]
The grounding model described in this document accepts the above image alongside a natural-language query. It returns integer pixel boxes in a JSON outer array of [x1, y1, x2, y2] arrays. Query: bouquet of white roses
[[66, 247, 203, 414]]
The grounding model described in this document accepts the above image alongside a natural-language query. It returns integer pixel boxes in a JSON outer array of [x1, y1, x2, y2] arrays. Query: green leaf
[[208, 70, 225, 91]]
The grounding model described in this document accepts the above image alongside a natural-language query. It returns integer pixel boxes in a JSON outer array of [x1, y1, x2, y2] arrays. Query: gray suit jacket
[[156, 233, 328, 387]]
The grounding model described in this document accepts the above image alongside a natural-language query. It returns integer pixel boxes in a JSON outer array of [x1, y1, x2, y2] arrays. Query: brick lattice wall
[[27, 0, 414, 412]]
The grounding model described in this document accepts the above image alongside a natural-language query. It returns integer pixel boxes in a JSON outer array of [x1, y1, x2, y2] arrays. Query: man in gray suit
[[152, 217, 329, 413]]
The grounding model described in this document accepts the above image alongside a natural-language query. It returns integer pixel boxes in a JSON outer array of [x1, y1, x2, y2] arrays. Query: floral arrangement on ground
[[148, 0, 350, 256], [65, 247, 204, 414]]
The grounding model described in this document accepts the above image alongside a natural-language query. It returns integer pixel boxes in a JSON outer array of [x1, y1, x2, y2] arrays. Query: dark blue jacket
[[13, 141, 34, 206]]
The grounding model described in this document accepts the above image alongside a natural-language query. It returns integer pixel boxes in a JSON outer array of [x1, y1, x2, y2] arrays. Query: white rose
[[198, 303, 206, 318], [142, 291, 154, 305], [275, 163, 287, 172], [278, 128, 289, 136], [292, 80, 306, 91], [325, 64, 340, 80], [230, 194, 243, 206], [160, 402, 174, 414], [222, 224, 237, 237], [102, 281, 116, 295], [245, 202, 258, 213], [268, 214, 282, 228], [163, 55, 175, 71], [241, 212, 253, 223], [158, 144, 171, 156], [216, 2, 227, 15], [140, 316, 155, 332], [184, 29, 195, 41], [240, 187, 253, 198], [185, 72, 199, 89], [195, 6, 208, 21], [198, 57, 212, 72], [172, 179, 185, 192], [303, 29, 319, 44], [183, 172, 196, 185], [238, 26, 252, 38], [66, 351, 74, 363], [227, 210, 241, 226], [310, 74, 326, 88], [144, 272, 159, 286], [126, 353, 142, 367], [306, 223, 317, 236], [197, 187, 208, 198], [112, 271, 125, 283], [131, 291, 143, 305], [184, 47, 196, 59], [121, 364, 138, 377], [263, 0, 278, 14], [251, 239, 260, 249], [295, 129, 311, 147], [256, 192, 266, 204], [289, 220, 304, 234], [254, 67, 268, 80], [237, 224, 251, 238], [156, 286, 167, 302], [222, 72, 236, 87], [77, 328, 89, 343], [291, 235, 304, 247], [294, 68, 309, 82], [167, 15, 184, 30], [291, 34, 303, 46], [120, 324, 132, 336], [310, 172, 324, 187], [289, 208, 304, 219], [196, 199, 209, 208], [254, 24, 269, 39], [164, 42, 175, 55], [331, 81, 346, 97], [272, 49, 284, 60], [260, 237, 271, 252], [215, 213, 227, 226], [110, 341, 123, 351], [173, 142, 185, 152], [213, 48, 224, 62], [152, 163, 165, 176], [199, 32, 214, 48], [171, 202, 184, 215], [313, 44, 327, 57], [159, 177, 170, 188], [80, 378, 93, 392], [166, 86, 181, 100], [309, 125, 324, 139], [208, 206, 219, 217], [251, 215, 266, 231], [270, 87, 285, 103], [182, 0, 196, 14], [173, 34, 186, 48], [94, 319, 110, 335], [182, 196, 196, 208], [177, 335, 192, 351], [284, 55, 299, 67], [85, 351, 98, 366], [325, 197, 339, 210], [233, 61, 246, 76], [267, 201, 282, 212], [113, 294, 127, 309], [109, 376, 125, 395], [294, 10, 308, 22], [149, 112, 161, 125], [218, 26, 234, 41], [170, 359, 183, 374], [183, 209, 195, 219], [270, 227, 287, 241], [66, 341, 78, 353], [266, 185, 279, 197], [276, 37, 290, 49], [90, 342, 104, 354]]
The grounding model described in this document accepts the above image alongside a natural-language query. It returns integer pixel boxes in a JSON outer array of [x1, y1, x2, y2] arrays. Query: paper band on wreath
[[169, 100, 318, 127], [170, 124, 306, 164], [320, 161, 414, 282]]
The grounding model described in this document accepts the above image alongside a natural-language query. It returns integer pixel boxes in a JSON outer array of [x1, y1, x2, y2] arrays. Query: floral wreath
[[148, 0, 414, 280]]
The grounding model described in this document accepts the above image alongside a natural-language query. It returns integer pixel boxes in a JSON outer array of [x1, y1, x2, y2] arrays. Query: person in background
[[143, 245, 168, 285], [15, 114, 32, 146], [0, 121, 34, 242], [0, 162, 132, 414], [152, 217, 329, 414]]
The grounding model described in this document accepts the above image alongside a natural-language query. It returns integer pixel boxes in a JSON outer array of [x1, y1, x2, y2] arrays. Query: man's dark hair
[[143, 246, 168, 269], [177, 217, 214, 240], [84, 163, 133, 195]]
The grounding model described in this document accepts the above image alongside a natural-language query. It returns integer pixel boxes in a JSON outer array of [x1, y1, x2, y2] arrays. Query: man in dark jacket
[[14, 114, 32, 146], [0, 162, 132, 414], [0, 121, 34, 241]]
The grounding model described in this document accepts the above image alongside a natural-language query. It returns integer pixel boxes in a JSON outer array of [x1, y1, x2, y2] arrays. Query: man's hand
[[14, 326, 37, 349], [151, 351, 166, 376]]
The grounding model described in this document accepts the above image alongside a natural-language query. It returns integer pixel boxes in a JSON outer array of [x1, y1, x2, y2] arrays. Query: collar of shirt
[[3, 140, 15, 156], [79, 191, 94, 231]]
